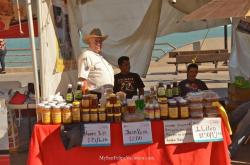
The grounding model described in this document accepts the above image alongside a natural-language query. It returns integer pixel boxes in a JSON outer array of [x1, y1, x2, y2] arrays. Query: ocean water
[[5, 26, 231, 67]]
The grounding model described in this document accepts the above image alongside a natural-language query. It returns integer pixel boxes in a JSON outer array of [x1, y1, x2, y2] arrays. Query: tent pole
[[26, 0, 40, 103], [224, 25, 228, 50], [37, 0, 44, 99]]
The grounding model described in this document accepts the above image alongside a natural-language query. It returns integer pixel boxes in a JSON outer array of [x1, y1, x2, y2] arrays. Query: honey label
[[169, 107, 178, 118], [155, 109, 160, 118], [99, 114, 106, 121], [52, 112, 62, 124], [42, 112, 51, 124], [90, 114, 98, 122], [161, 109, 168, 117], [82, 114, 90, 122], [72, 109, 81, 121], [62, 112, 72, 123], [180, 107, 189, 118]]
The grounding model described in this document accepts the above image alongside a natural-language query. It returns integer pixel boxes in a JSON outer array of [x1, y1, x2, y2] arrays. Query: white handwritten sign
[[82, 123, 111, 147], [122, 121, 153, 145], [192, 118, 223, 142], [164, 119, 193, 144]]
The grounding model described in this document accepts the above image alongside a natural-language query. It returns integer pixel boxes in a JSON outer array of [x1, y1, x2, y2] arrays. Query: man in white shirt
[[78, 28, 114, 97]]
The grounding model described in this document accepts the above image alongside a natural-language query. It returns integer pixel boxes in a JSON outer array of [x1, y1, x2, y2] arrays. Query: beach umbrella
[[183, 0, 250, 21]]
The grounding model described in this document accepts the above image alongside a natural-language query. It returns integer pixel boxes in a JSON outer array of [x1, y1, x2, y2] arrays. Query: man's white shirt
[[78, 49, 114, 92]]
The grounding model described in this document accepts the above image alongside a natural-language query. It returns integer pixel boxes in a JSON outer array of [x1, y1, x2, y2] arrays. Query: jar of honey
[[114, 113, 122, 123], [106, 113, 114, 122], [36, 103, 44, 123], [148, 104, 155, 120], [90, 109, 98, 122], [109, 93, 117, 104], [154, 103, 160, 120], [62, 105, 72, 124], [42, 105, 51, 124], [81, 109, 90, 123], [113, 103, 121, 114], [179, 99, 189, 119], [81, 95, 90, 108], [72, 101, 81, 123], [51, 105, 62, 124], [168, 99, 178, 119], [106, 103, 113, 114], [160, 103, 168, 120], [91, 95, 98, 108], [98, 108, 106, 122]]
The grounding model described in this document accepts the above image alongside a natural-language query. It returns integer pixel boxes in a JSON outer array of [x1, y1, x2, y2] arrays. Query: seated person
[[113, 56, 145, 99], [179, 63, 208, 96]]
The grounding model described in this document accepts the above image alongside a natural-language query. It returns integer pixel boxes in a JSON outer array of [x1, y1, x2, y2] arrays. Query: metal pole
[[37, 0, 44, 99], [26, 0, 40, 103], [224, 25, 228, 50]]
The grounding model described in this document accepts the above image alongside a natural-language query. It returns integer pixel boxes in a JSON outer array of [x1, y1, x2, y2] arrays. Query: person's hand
[[81, 80, 88, 94]]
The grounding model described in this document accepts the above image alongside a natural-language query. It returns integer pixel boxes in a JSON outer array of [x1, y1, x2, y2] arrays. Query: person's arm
[[78, 52, 91, 94], [201, 80, 208, 90], [138, 88, 144, 96], [136, 74, 145, 96], [178, 80, 187, 96], [113, 74, 119, 93]]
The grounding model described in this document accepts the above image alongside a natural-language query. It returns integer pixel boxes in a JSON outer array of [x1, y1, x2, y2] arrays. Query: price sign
[[192, 118, 223, 142], [82, 123, 111, 147], [122, 121, 153, 145], [164, 119, 193, 144]]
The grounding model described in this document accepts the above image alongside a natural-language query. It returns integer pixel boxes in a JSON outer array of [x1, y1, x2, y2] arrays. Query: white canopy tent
[[28, 0, 229, 99]]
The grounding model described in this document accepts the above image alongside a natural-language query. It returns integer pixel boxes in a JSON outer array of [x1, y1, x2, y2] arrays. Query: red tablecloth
[[0, 155, 10, 165], [27, 121, 231, 165]]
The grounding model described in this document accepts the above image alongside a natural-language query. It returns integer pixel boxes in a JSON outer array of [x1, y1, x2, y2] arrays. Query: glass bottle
[[62, 105, 72, 124], [72, 101, 81, 123], [172, 80, 179, 97], [165, 83, 173, 99], [157, 82, 166, 98], [66, 84, 74, 103], [168, 99, 178, 119], [179, 99, 189, 119], [154, 102, 160, 120], [51, 105, 62, 124], [74, 81, 83, 101]]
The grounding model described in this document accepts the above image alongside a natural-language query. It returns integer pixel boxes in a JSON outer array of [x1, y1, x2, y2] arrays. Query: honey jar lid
[[98, 108, 105, 112], [37, 103, 45, 107], [107, 113, 113, 116], [114, 103, 121, 107], [106, 103, 113, 108], [110, 93, 116, 97], [90, 108, 98, 112], [114, 113, 121, 116], [73, 101, 80, 107], [44, 105, 51, 109], [53, 105, 61, 109], [64, 105, 71, 109], [82, 109, 90, 112]]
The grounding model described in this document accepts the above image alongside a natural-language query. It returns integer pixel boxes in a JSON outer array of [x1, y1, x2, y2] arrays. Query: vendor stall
[[27, 88, 231, 165], [27, 120, 231, 165]]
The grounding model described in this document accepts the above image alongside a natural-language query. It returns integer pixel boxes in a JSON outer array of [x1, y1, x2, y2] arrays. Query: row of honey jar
[[144, 98, 192, 120], [36, 101, 123, 124]]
